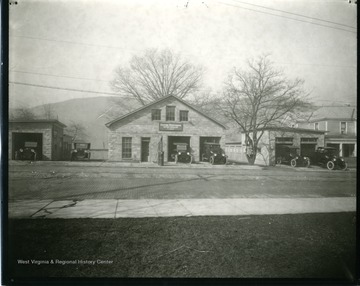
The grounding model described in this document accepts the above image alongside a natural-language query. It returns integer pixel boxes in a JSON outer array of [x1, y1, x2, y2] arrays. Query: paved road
[[8, 162, 356, 200]]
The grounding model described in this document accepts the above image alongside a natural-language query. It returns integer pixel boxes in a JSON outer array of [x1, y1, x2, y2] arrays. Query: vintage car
[[201, 142, 227, 165], [16, 148, 37, 161], [276, 146, 310, 167], [171, 142, 192, 164], [310, 147, 347, 170], [71, 142, 91, 161]]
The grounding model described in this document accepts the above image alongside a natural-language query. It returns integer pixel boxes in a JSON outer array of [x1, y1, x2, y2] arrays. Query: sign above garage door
[[159, 123, 183, 131]]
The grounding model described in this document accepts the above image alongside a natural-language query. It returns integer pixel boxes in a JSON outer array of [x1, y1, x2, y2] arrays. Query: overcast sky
[[9, 0, 357, 108]]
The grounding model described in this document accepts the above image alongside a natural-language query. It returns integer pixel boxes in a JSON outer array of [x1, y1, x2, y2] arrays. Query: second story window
[[151, 109, 161, 121], [314, 122, 319, 131], [179, 110, 189, 121], [340, 122, 347, 134], [166, 106, 175, 121]]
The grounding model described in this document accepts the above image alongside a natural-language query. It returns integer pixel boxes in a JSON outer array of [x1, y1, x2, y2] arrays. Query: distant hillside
[[9, 95, 236, 148], [10, 96, 141, 149]]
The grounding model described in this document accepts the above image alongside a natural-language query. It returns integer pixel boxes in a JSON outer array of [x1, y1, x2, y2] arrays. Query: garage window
[[122, 137, 132, 159], [151, 109, 161, 121], [301, 138, 317, 143], [166, 106, 175, 121], [275, 137, 293, 144], [314, 123, 319, 130], [340, 122, 347, 134], [179, 110, 188, 121]]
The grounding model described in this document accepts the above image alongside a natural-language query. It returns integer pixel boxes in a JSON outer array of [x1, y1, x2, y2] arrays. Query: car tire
[[341, 162, 348, 170], [276, 157, 282, 165], [326, 161, 335, 170], [304, 158, 310, 168], [223, 157, 227, 165], [210, 157, 215, 165], [290, 159, 297, 167]]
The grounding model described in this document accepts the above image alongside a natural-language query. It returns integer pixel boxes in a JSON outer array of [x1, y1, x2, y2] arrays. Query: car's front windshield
[[325, 149, 337, 156]]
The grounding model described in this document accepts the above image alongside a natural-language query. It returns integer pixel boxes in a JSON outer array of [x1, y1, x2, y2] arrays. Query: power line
[[10, 34, 145, 52], [9, 81, 123, 96], [231, 0, 356, 29], [217, 1, 357, 34], [10, 70, 110, 83], [273, 62, 356, 69]]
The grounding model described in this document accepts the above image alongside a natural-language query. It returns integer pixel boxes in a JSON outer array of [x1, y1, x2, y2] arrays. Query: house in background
[[296, 106, 357, 158]]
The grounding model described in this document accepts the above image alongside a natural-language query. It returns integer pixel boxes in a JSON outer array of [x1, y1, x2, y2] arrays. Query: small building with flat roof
[[226, 126, 326, 166], [9, 119, 70, 161]]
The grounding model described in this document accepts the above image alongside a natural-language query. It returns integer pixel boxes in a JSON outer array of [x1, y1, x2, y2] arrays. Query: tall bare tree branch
[[221, 55, 312, 165], [110, 49, 203, 105]]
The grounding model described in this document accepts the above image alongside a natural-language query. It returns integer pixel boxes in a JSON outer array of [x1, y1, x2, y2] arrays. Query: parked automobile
[[16, 148, 36, 161], [276, 146, 310, 167], [202, 142, 227, 165], [71, 143, 91, 161], [171, 142, 192, 164], [310, 147, 347, 170]]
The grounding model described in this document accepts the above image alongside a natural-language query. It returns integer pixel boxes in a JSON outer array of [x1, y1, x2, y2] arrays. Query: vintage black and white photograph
[[5, 0, 357, 283]]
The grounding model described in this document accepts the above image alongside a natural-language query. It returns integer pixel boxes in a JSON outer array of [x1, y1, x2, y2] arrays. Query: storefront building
[[105, 95, 227, 162], [9, 120, 69, 161]]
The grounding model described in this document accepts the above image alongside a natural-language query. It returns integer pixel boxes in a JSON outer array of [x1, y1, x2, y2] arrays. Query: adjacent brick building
[[9, 120, 69, 161], [105, 95, 227, 162], [226, 127, 326, 166]]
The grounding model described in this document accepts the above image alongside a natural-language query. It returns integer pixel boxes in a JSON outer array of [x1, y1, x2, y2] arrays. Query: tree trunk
[[246, 154, 256, 165]]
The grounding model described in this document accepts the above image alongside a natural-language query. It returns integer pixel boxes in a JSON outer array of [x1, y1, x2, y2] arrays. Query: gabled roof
[[105, 95, 227, 129], [297, 106, 357, 123]]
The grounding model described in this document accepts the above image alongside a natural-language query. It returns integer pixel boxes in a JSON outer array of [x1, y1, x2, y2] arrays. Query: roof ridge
[[105, 95, 227, 129]]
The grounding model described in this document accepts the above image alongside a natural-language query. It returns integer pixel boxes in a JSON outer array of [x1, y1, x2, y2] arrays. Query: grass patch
[[6, 213, 356, 280]]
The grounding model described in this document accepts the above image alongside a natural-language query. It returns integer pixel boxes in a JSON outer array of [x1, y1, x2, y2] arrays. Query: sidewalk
[[9, 197, 356, 219]]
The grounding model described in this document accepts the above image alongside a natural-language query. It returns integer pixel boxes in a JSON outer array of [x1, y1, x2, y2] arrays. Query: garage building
[[105, 95, 227, 162], [9, 120, 70, 161], [226, 126, 326, 166]]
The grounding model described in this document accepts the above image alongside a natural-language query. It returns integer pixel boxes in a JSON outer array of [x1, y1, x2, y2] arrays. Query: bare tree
[[220, 55, 312, 165], [10, 106, 37, 120], [43, 103, 54, 120], [65, 121, 88, 143], [110, 49, 203, 105]]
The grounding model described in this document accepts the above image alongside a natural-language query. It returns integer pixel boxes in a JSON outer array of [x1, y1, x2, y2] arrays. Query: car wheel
[[276, 157, 282, 165], [304, 158, 310, 168], [326, 161, 335, 170], [223, 157, 227, 165], [290, 159, 297, 167], [341, 162, 348, 170], [210, 157, 215, 165]]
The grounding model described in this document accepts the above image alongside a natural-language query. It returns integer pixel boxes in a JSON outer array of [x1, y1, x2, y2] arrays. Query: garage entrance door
[[342, 144, 355, 157], [12, 132, 43, 160], [168, 136, 190, 161], [300, 138, 318, 157], [199, 137, 221, 161], [275, 137, 293, 160], [300, 144, 316, 157]]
